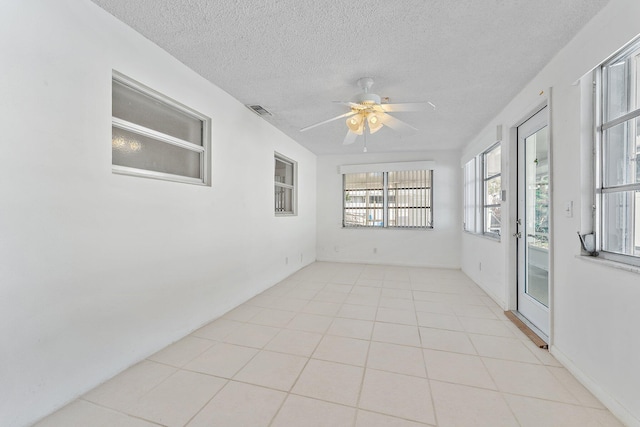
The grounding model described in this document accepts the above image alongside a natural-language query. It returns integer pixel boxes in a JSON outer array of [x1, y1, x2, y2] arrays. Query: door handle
[[513, 232, 522, 238]]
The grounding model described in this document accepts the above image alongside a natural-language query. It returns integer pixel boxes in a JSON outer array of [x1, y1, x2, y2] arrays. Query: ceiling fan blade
[[379, 113, 418, 133], [380, 102, 436, 112], [300, 111, 356, 132], [334, 101, 364, 109], [343, 130, 359, 145]]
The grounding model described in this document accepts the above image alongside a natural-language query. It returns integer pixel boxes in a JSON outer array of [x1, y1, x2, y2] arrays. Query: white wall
[[0, 1, 316, 426], [461, 0, 640, 424], [317, 150, 461, 268]]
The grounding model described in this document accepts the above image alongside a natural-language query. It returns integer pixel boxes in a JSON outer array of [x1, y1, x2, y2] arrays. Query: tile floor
[[35, 262, 624, 427]]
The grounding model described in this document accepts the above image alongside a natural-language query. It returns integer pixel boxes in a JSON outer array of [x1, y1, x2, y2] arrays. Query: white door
[[516, 106, 550, 339]]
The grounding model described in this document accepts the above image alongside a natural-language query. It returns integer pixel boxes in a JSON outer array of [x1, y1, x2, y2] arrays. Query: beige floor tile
[[354, 278, 384, 288], [379, 296, 415, 310], [224, 324, 280, 348], [383, 280, 412, 289], [297, 280, 327, 291], [312, 290, 349, 304], [367, 341, 426, 377], [147, 336, 214, 367], [350, 285, 382, 297], [344, 293, 380, 306], [413, 300, 455, 315], [292, 359, 364, 405], [234, 350, 307, 391], [418, 327, 477, 355], [302, 300, 342, 316], [380, 288, 413, 300], [34, 400, 158, 427], [126, 370, 226, 427], [585, 408, 626, 426], [504, 394, 600, 427], [313, 335, 370, 366], [423, 349, 496, 389], [327, 318, 374, 340], [186, 381, 286, 427], [372, 322, 421, 347], [286, 288, 320, 300], [265, 329, 323, 357], [547, 366, 606, 409], [269, 296, 309, 312], [222, 305, 263, 322], [416, 312, 464, 332], [376, 307, 418, 326], [83, 360, 176, 412], [324, 283, 354, 293], [184, 342, 258, 378], [247, 308, 296, 328], [355, 410, 430, 427], [525, 341, 564, 367], [451, 304, 499, 319], [285, 312, 333, 333], [337, 303, 377, 321], [458, 316, 516, 337], [271, 395, 356, 427], [430, 380, 519, 427], [469, 334, 540, 363], [483, 358, 579, 404], [191, 319, 242, 341], [359, 369, 436, 424]]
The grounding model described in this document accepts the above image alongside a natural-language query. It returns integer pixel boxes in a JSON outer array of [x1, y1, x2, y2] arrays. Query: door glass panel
[[524, 126, 549, 307]]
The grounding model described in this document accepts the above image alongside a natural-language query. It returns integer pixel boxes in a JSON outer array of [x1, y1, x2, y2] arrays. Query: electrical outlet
[[373, 247, 377, 254], [479, 262, 482, 271], [285, 257, 288, 265]]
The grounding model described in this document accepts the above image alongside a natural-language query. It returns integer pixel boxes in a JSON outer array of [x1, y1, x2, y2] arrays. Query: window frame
[[274, 152, 297, 216], [595, 39, 640, 267], [463, 157, 478, 233], [342, 169, 433, 229], [482, 142, 502, 239], [111, 71, 211, 186]]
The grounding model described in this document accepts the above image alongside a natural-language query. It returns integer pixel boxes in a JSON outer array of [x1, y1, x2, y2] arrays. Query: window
[[597, 39, 640, 265], [111, 72, 209, 185], [483, 143, 502, 237], [463, 158, 477, 232], [275, 154, 296, 215], [343, 170, 432, 228]]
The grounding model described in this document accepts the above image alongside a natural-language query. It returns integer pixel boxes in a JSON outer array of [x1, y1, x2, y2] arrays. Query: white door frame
[[505, 92, 554, 345]]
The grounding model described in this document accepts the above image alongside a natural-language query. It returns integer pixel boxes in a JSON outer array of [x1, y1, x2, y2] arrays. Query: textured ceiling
[[91, 0, 609, 154]]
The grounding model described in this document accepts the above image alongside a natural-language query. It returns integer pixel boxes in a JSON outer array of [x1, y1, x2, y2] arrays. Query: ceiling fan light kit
[[300, 77, 434, 148]]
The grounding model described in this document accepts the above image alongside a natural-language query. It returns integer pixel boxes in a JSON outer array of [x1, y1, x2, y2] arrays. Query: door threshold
[[505, 310, 548, 349]]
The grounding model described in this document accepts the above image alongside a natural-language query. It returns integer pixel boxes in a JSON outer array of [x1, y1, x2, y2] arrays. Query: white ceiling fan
[[300, 77, 435, 147]]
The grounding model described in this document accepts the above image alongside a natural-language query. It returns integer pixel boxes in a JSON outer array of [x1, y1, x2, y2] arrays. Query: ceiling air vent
[[247, 104, 272, 117]]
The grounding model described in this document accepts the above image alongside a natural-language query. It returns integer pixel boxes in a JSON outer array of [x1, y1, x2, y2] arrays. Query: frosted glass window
[[111, 72, 209, 185], [112, 127, 201, 178], [275, 154, 296, 215], [598, 39, 640, 265]]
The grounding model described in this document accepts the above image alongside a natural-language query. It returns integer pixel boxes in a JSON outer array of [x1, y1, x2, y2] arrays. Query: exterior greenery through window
[[483, 144, 502, 237], [275, 154, 296, 215], [111, 72, 209, 185], [343, 170, 432, 228], [597, 39, 640, 265]]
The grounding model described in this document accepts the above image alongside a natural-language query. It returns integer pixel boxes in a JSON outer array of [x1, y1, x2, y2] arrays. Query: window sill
[[574, 254, 640, 275], [463, 231, 501, 243]]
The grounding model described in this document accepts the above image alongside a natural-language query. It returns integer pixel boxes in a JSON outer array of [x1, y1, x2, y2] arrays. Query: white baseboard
[[550, 345, 639, 427]]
